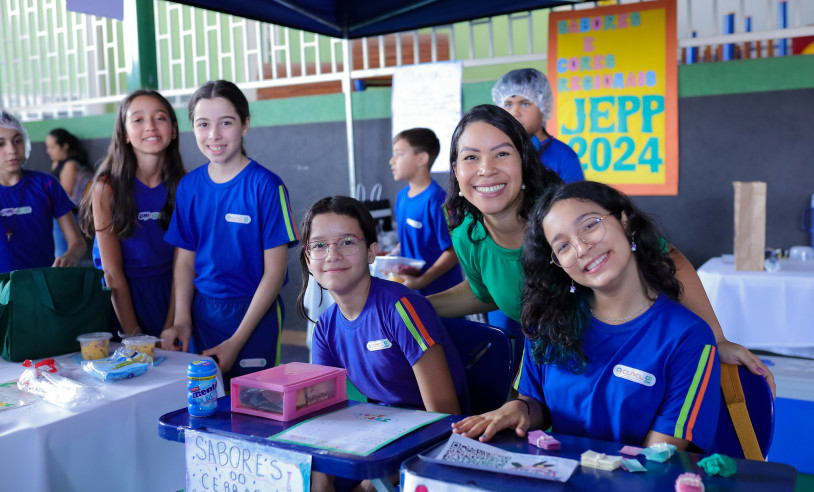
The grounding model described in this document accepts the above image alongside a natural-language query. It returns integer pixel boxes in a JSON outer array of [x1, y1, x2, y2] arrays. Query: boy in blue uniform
[[492, 68, 585, 183], [390, 128, 462, 296]]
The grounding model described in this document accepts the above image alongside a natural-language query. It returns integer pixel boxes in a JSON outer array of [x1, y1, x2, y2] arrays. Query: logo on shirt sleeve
[[613, 364, 656, 387], [225, 213, 252, 224], [366, 339, 392, 351], [406, 218, 423, 229]]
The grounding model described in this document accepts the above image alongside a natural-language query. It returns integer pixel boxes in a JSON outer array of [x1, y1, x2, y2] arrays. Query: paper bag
[[733, 181, 766, 271]]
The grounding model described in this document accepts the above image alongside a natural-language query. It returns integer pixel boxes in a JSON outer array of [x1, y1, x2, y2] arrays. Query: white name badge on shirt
[[225, 213, 252, 224], [366, 339, 392, 351], [613, 364, 656, 387], [1, 206, 32, 217], [406, 218, 423, 229], [137, 211, 160, 221]]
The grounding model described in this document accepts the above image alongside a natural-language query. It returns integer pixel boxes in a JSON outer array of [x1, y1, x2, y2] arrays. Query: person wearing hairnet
[[0, 110, 86, 273], [492, 68, 585, 183]]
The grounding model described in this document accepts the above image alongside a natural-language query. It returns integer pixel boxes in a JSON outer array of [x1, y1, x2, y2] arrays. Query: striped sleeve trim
[[674, 344, 716, 441], [278, 184, 299, 242], [395, 297, 435, 351], [512, 350, 525, 390]]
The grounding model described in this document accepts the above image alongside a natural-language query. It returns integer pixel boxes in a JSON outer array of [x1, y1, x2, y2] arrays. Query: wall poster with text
[[548, 0, 678, 195]]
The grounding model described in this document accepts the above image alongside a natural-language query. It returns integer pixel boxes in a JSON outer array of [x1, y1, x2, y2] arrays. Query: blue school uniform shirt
[[164, 160, 299, 298], [532, 135, 585, 183], [0, 170, 74, 273], [92, 180, 175, 278], [517, 295, 720, 452], [394, 181, 463, 296], [312, 277, 468, 411]]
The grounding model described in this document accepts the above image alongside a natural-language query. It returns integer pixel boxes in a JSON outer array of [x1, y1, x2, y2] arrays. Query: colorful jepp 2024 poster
[[548, 0, 678, 195]]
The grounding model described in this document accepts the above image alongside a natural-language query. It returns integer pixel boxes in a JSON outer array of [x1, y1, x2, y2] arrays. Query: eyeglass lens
[[551, 216, 606, 267], [307, 236, 361, 260]]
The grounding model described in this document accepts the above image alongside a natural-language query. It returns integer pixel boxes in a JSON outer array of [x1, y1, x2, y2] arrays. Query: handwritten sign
[[185, 429, 311, 492], [392, 62, 463, 174], [548, 0, 678, 195]]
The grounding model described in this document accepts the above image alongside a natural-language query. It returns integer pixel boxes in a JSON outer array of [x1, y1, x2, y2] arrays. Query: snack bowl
[[77, 332, 113, 360], [122, 335, 160, 359], [370, 256, 426, 283]]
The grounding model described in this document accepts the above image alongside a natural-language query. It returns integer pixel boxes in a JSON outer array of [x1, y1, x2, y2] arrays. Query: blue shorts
[[128, 272, 173, 337], [192, 293, 284, 383]]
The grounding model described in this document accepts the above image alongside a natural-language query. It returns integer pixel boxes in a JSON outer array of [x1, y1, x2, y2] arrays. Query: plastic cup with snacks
[[122, 335, 160, 359], [77, 332, 113, 360], [370, 256, 426, 284]]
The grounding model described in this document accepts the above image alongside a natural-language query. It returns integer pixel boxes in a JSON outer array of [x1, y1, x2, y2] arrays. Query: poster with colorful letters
[[548, 0, 678, 195]]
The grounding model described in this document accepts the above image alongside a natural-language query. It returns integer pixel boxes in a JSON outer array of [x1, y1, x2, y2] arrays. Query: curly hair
[[79, 90, 185, 238], [445, 104, 562, 241], [295, 196, 378, 323], [521, 181, 682, 372]]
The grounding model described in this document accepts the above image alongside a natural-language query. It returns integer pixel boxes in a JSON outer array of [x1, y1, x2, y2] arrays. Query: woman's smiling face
[[453, 121, 524, 219]]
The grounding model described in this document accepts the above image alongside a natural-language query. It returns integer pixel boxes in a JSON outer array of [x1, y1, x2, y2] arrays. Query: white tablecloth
[[0, 347, 224, 492], [698, 257, 814, 356]]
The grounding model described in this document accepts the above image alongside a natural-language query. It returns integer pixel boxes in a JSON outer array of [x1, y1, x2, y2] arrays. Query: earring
[[569, 279, 576, 294], [458, 191, 463, 197], [630, 236, 637, 252], [521, 184, 526, 190]]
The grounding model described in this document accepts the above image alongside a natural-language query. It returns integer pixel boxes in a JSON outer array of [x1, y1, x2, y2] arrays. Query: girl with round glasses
[[453, 181, 721, 453], [430, 104, 773, 394], [297, 196, 468, 491]]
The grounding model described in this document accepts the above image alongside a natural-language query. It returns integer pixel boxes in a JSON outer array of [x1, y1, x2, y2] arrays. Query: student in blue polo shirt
[[0, 110, 85, 274], [162, 80, 299, 383], [390, 128, 462, 295], [453, 181, 720, 452]]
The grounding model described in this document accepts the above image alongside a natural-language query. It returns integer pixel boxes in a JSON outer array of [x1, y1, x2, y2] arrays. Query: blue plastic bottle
[[187, 360, 218, 417]]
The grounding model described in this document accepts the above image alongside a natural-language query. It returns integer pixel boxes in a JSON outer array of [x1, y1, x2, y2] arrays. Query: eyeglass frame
[[304, 234, 368, 260], [548, 214, 610, 268]]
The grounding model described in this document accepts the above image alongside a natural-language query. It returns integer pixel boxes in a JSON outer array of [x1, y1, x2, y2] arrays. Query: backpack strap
[[721, 363, 764, 460]]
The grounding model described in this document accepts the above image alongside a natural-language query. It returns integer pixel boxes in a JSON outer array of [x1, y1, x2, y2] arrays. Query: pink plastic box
[[230, 362, 347, 421]]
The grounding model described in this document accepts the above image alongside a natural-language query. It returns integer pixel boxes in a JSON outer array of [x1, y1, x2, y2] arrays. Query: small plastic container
[[231, 362, 347, 421], [122, 335, 160, 359], [188, 360, 219, 417], [370, 256, 425, 283], [76, 332, 113, 360]]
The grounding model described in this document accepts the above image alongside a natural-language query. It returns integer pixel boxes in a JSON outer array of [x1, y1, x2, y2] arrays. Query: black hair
[[188, 80, 250, 156], [296, 196, 378, 322], [446, 104, 563, 241], [79, 89, 185, 238], [47, 128, 91, 170], [393, 128, 440, 166], [521, 180, 682, 372]]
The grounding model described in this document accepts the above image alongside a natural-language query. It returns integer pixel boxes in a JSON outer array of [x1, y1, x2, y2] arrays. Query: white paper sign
[[185, 429, 312, 492], [392, 62, 463, 174]]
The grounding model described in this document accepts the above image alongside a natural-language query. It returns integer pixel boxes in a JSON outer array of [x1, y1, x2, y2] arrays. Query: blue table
[[158, 396, 456, 491], [401, 431, 798, 491]]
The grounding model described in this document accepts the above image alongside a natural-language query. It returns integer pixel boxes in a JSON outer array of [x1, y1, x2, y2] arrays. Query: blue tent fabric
[[171, 0, 583, 38]]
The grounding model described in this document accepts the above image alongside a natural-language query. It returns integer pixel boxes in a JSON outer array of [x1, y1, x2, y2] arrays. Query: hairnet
[[0, 110, 31, 159], [491, 68, 553, 125]]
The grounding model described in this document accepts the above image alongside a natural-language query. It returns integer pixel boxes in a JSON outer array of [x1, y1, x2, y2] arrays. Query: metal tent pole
[[341, 38, 357, 198]]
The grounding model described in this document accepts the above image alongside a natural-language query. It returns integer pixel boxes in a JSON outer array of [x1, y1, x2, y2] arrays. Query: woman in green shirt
[[428, 104, 774, 394]]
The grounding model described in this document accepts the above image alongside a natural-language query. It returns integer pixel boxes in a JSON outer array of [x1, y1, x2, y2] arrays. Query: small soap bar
[[675, 472, 705, 492], [619, 445, 644, 456], [528, 430, 561, 450], [621, 458, 647, 473], [580, 450, 623, 471], [697, 454, 737, 478], [640, 442, 677, 463]]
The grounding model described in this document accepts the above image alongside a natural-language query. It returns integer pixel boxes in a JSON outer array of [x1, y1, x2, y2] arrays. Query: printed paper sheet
[[269, 403, 446, 456]]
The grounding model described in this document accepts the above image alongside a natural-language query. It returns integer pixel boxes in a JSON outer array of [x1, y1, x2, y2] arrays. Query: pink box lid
[[232, 362, 345, 390]]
